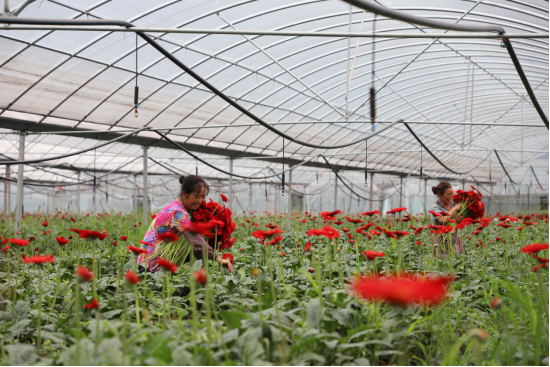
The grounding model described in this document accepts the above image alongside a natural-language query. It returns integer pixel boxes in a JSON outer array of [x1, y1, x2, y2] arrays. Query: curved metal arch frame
[[1, 0, 548, 178]]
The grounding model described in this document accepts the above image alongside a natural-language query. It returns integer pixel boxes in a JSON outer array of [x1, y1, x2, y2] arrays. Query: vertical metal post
[[462, 57, 470, 149], [399, 176, 404, 217], [489, 182, 494, 214], [527, 185, 531, 213], [469, 58, 474, 146], [142, 146, 148, 225], [424, 178, 428, 212], [76, 171, 81, 214], [248, 183, 253, 213], [288, 166, 293, 231], [369, 172, 374, 210], [4, 166, 9, 215], [51, 187, 55, 213], [15, 132, 25, 234], [333, 171, 338, 211], [229, 157, 234, 212], [133, 174, 138, 216]]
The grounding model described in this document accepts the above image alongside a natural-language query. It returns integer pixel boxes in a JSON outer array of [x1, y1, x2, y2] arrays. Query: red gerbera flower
[[350, 273, 454, 306], [194, 268, 207, 284], [182, 221, 223, 237], [428, 210, 443, 218], [128, 245, 148, 255], [2, 245, 9, 252], [22, 254, 55, 265], [76, 266, 93, 282], [42, 221, 48, 227], [264, 229, 284, 238], [220, 194, 229, 202], [125, 270, 141, 285], [386, 207, 408, 215], [362, 250, 385, 260], [279, 251, 286, 257], [333, 220, 345, 225], [159, 232, 179, 243], [56, 236, 68, 246], [320, 210, 341, 221], [362, 210, 380, 216], [156, 258, 177, 273], [305, 243, 312, 252], [346, 217, 363, 224], [120, 236, 128, 241], [222, 253, 234, 264], [9, 238, 30, 247], [520, 243, 549, 254], [70, 229, 109, 240], [322, 226, 340, 239], [139, 240, 155, 247], [307, 228, 327, 237], [84, 298, 99, 310], [267, 235, 283, 246]]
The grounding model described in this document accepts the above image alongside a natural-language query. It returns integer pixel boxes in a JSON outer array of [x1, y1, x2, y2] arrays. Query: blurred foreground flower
[[350, 273, 455, 306]]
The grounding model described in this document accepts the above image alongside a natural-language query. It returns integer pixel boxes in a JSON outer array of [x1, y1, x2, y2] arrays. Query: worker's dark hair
[[179, 175, 209, 195], [432, 181, 452, 196]]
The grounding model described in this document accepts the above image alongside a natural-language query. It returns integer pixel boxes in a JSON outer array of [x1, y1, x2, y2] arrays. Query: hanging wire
[[134, 34, 139, 118], [364, 139, 368, 186], [370, 14, 377, 132]]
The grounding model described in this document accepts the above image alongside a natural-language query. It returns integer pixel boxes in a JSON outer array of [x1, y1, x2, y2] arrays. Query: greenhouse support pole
[[424, 178, 428, 211], [248, 183, 253, 213], [369, 172, 374, 210], [4, 166, 9, 215], [15, 132, 25, 234], [288, 166, 293, 231], [399, 176, 403, 217], [527, 185, 531, 213], [133, 175, 138, 215], [76, 171, 81, 214], [229, 158, 234, 212], [143, 146, 148, 225], [333, 172, 338, 211]]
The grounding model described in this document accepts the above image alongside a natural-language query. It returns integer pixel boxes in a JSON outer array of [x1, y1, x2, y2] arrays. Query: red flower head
[[520, 243, 549, 254], [267, 235, 283, 246], [381, 227, 398, 239], [357, 223, 374, 232], [139, 240, 155, 247], [369, 229, 382, 236], [84, 298, 99, 310], [194, 268, 207, 284], [42, 221, 48, 227], [222, 253, 234, 264], [305, 243, 312, 252], [266, 224, 279, 229], [70, 228, 109, 241], [334, 220, 345, 225], [362, 210, 380, 216], [428, 210, 443, 218], [307, 228, 326, 237], [346, 217, 363, 224], [120, 236, 128, 241], [264, 229, 284, 238], [321, 226, 339, 239], [386, 207, 408, 215], [159, 232, 179, 243], [362, 250, 385, 260], [22, 254, 55, 265], [182, 221, 223, 237], [220, 194, 229, 202], [156, 258, 177, 273], [125, 270, 141, 285], [56, 236, 68, 246], [76, 266, 93, 282], [70, 217, 76, 222], [279, 251, 286, 257], [128, 245, 148, 255], [9, 238, 30, 247], [350, 273, 455, 306], [2, 245, 9, 252], [320, 210, 341, 221]]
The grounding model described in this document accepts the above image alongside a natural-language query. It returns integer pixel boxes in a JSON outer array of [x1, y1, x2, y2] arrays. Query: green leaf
[[220, 310, 250, 330], [306, 299, 323, 329]]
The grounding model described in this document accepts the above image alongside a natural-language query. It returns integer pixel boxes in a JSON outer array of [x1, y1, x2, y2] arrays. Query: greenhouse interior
[[0, 0, 548, 366]]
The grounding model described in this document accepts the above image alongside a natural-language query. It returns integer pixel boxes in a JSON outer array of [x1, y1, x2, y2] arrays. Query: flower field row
[[0, 205, 548, 365]]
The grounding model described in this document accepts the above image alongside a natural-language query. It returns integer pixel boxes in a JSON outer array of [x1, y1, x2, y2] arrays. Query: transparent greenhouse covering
[[0, 0, 548, 214]]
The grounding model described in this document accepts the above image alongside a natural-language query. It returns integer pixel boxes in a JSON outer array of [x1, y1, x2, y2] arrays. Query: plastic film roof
[[0, 0, 548, 188]]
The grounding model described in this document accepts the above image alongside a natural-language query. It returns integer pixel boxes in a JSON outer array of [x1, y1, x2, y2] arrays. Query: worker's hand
[[452, 203, 462, 211], [454, 214, 464, 222], [218, 257, 234, 272]]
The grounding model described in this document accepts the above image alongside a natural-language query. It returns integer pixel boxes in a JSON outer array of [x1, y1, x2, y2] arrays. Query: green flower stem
[[36, 266, 43, 352]]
